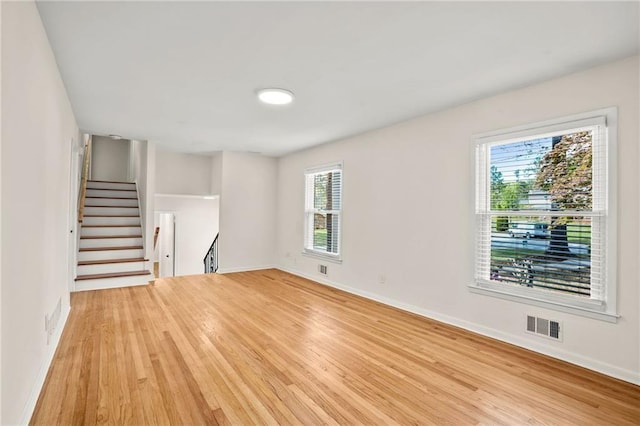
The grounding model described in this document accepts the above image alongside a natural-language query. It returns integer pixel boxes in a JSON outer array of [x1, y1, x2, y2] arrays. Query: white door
[[159, 213, 175, 277]]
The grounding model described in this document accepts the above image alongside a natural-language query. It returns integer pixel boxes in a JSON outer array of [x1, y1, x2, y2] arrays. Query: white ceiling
[[37, 1, 639, 156]]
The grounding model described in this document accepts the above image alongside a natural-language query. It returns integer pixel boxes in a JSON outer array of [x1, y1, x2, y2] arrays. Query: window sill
[[302, 249, 342, 264], [468, 283, 619, 323]]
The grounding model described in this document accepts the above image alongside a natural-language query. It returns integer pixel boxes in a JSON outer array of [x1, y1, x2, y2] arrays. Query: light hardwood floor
[[31, 269, 640, 425]]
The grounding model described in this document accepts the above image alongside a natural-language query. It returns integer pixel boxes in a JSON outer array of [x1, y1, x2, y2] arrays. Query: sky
[[491, 137, 552, 183]]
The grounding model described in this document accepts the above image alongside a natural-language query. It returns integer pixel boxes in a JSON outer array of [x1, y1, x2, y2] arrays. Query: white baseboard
[[217, 264, 275, 274], [19, 304, 71, 425], [277, 265, 640, 386]]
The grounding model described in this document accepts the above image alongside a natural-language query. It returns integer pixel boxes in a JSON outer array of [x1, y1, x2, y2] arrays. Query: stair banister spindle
[[204, 233, 219, 273]]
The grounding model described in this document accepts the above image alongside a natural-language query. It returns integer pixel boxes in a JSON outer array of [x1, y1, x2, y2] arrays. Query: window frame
[[303, 162, 343, 263], [470, 108, 618, 323]]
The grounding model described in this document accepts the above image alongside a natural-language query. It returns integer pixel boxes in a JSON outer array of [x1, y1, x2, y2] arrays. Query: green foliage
[[313, 174, 328, 209], [496, 181, 532, 210], [490, 165, 504, 209], [535, 131, 592, 211], [495, 216, 509, 232], [491, 159, 534, 211]]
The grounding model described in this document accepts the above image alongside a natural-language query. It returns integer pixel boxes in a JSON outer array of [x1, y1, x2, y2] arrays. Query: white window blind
[[304, 164, 342, 259], [473, 110, 616, 319]]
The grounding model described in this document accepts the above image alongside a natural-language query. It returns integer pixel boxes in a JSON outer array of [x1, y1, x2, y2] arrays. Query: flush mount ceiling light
[[108, 134, 123, 140], [257, 88, 294, 105]]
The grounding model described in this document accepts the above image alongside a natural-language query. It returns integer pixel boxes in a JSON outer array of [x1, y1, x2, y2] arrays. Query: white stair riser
[[86, 189, 137, 198], [78, 248, 144, 262], [87, 181, 136, 190], [77, 261, 148, 275], [84, 198, 138, 207], [82, 216, 140, 226], [80, 237, 143, 249], [74, 273, 154, 292], [84, 206, 139, 216], [81, 226, 142, 237], [76, 182, 153, 292]]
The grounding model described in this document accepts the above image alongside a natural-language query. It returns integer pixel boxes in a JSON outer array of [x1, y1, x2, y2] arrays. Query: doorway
[[157, 212, 175, 278]]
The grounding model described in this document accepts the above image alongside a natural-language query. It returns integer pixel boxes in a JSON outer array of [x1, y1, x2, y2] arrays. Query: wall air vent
[[526, 315, 562, 341], [318, 264, 328, 275], [526, 315, 536, 333]]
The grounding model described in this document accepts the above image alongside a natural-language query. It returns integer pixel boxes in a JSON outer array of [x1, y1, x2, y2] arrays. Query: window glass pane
[[330, 171, 342, 210], [313, 171, 341, 211], [313, 213, 328, 251], [312, 213, 339, 254], [329, 214, 340, 254], [490, 215, 592, 297], [313, 174, 328, 210], [306, 165, 342, 257], [490, 130, 593, 211]]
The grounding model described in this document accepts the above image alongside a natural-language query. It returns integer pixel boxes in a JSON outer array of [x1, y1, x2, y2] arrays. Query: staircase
[[75, 180, 154, 291]]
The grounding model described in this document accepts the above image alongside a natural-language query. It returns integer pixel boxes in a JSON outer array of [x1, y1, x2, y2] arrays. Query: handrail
[[78, 135, 92, 223], [204, 233, 219, 273]]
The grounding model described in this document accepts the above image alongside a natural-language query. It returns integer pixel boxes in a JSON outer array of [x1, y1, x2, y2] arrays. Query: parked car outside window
[[507, 222, 549, 239]]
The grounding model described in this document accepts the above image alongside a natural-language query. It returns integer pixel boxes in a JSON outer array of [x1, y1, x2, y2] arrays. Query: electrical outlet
[[378, 274, 386, 285]]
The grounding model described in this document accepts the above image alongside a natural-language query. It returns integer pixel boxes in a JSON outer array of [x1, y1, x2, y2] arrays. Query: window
[[472, 109, 617, 322], [304, 163, 343, 261]]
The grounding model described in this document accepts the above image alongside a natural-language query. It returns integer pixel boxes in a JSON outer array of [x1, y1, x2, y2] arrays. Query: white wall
[[1, 2, 79, 423], [154, 195, 219, 276], [210, 152, 222, 195], [131, 140, 156, 264], [276, 56, 640, 384], [0, 1, 4, 421], [91, 136, 130, 182], [67, 134, 84, 293], [154, 148, 218, 275], [156, 149, 214, 195], [218, 152, 277, 272]]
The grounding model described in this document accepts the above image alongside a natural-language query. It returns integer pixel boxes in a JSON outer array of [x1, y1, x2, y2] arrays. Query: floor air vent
[[526, 315, 561, 341]]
